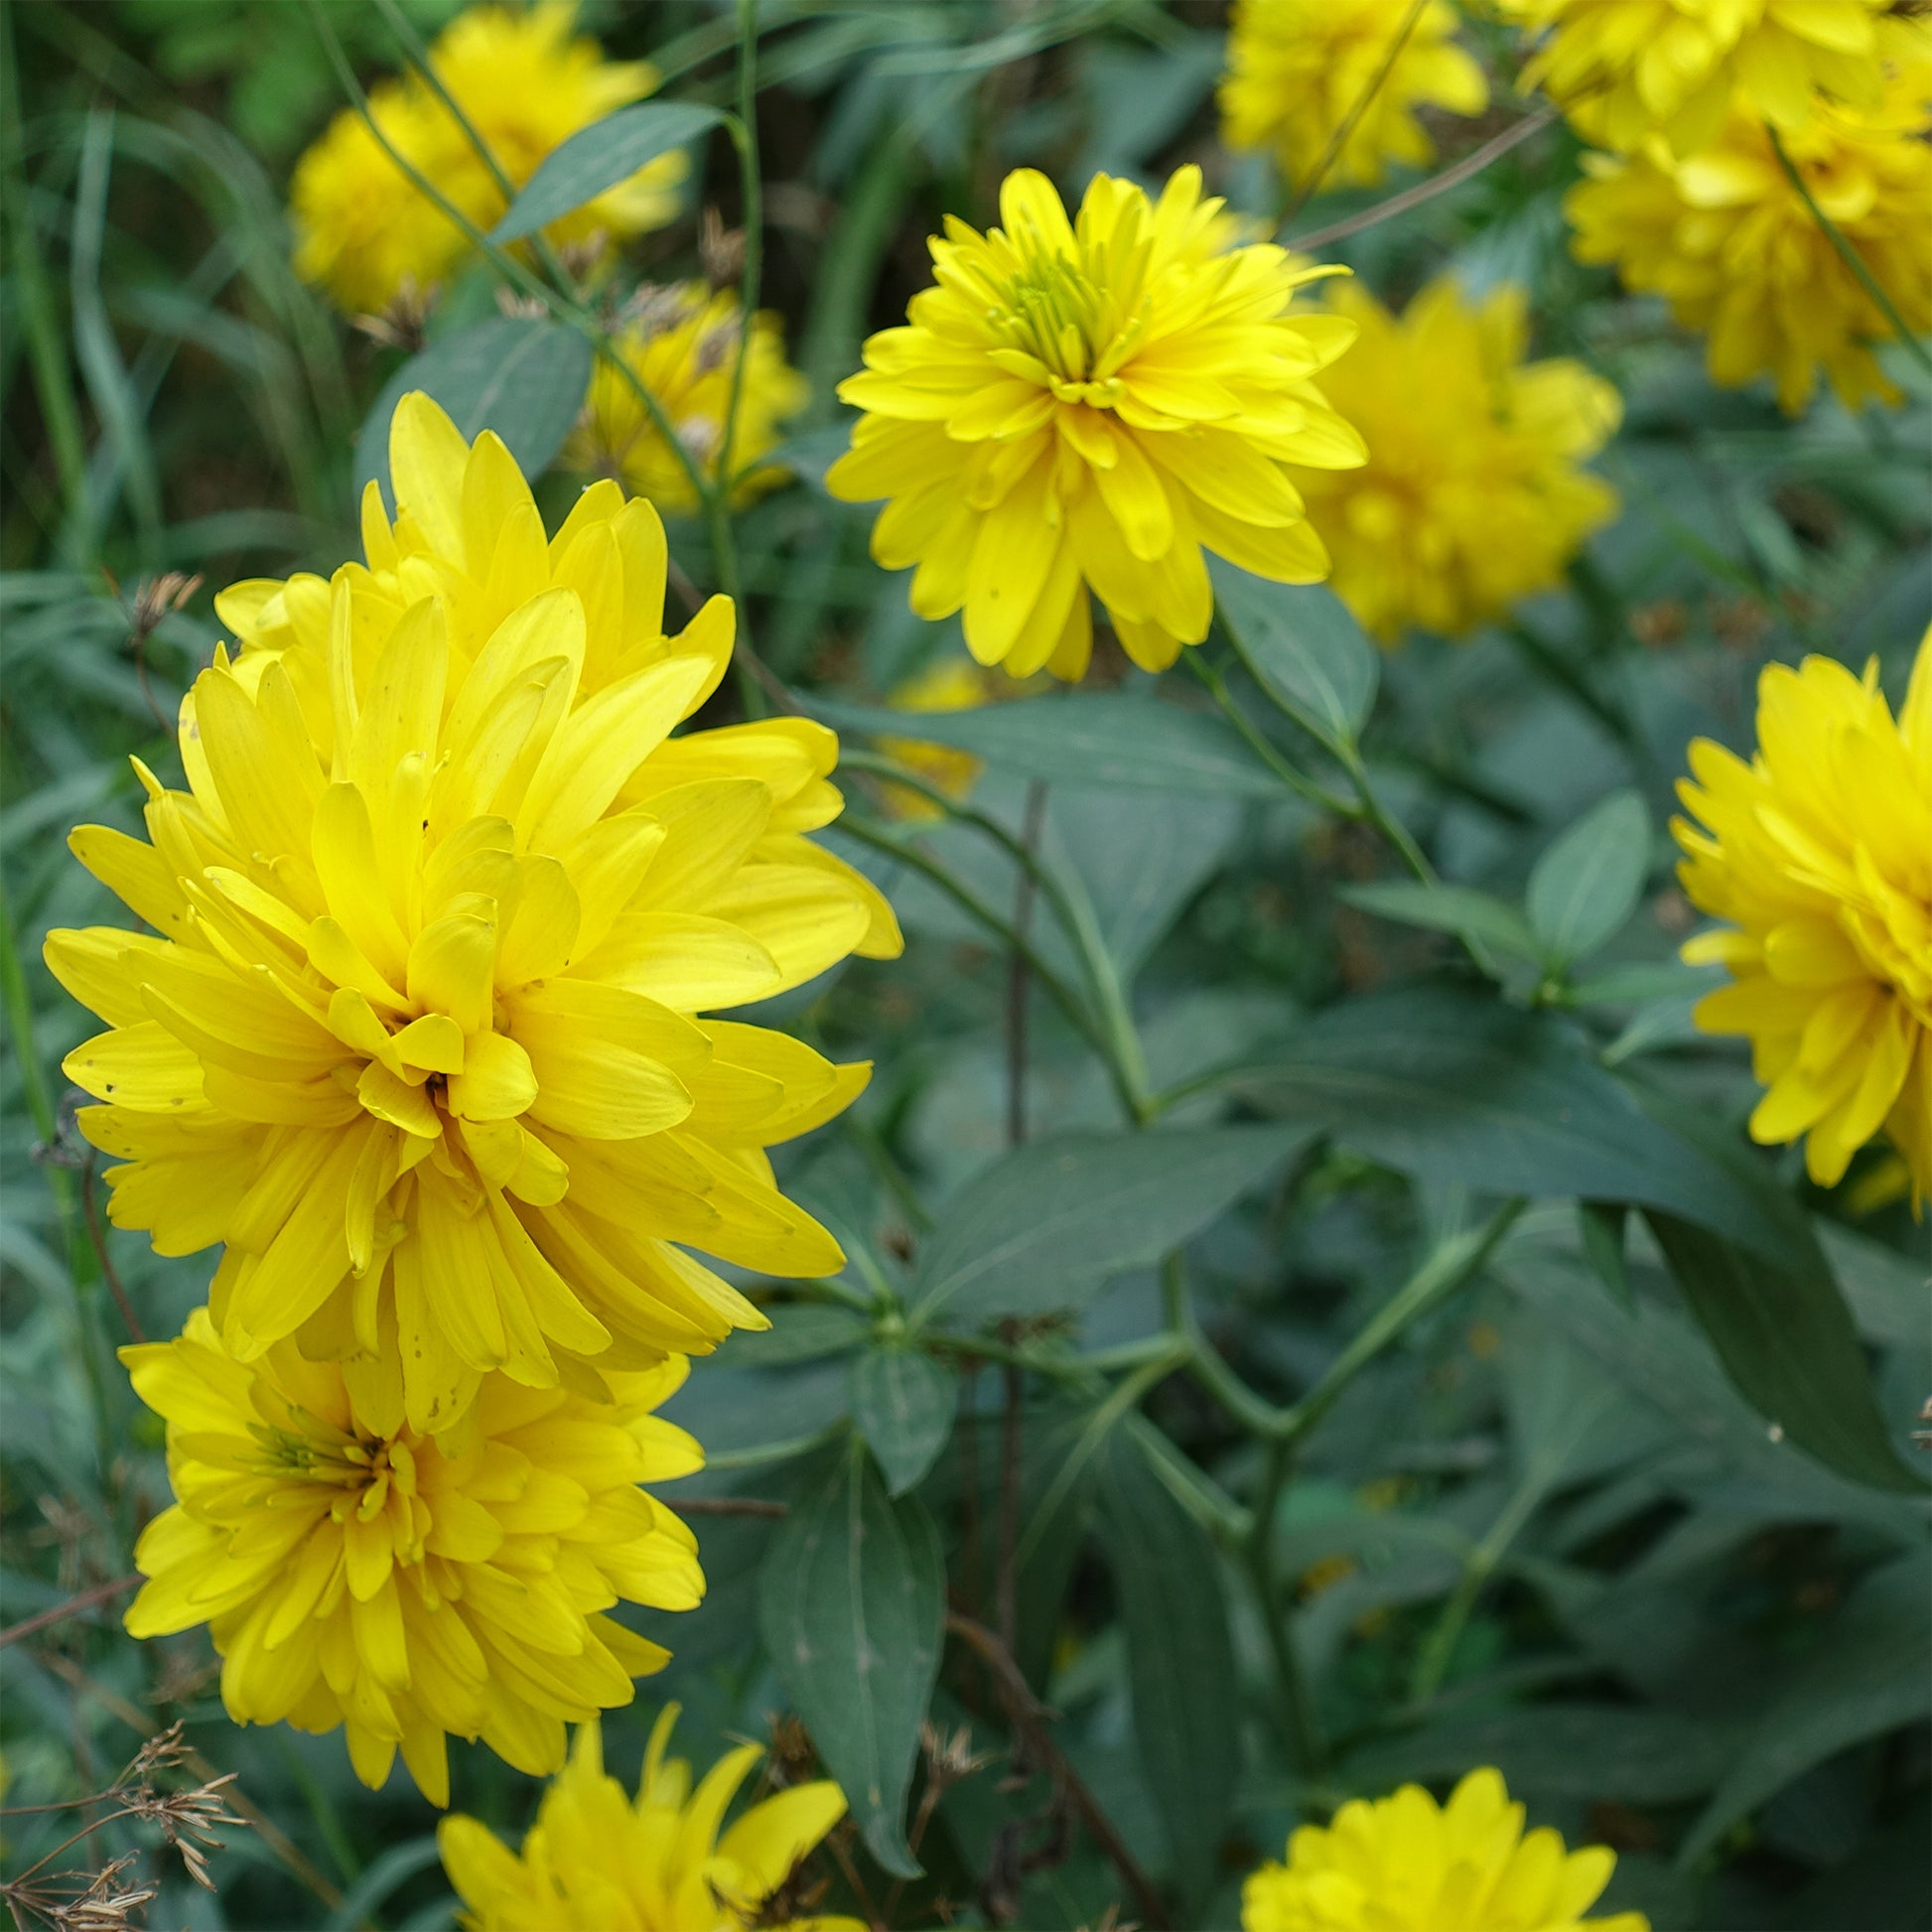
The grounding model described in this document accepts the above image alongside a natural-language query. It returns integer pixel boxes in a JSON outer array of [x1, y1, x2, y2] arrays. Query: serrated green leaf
[[1342, 881, 1539, 959], [1526, 789, 1651, 966], [758, 1442, 943, 1878], [1209, 559, 1379, 748], [850, 1345, 957, 1494], [488, 101, 721, 243]]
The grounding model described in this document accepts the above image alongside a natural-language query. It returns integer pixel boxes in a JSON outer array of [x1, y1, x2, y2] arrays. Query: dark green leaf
[[808, 693, 1280, 798], [1578, 1200, 1631, 1310], [1342, 881, 1539, 959], [911, 1125, 1312, 1323], [850, 1345, 957, 1495], [1210, 559, 1379, 747], [354, 319, 592, 503], [488, 101, 721, 243], [758, 1441, 944, 1877], [1568, 961, 1721, 1007], [1239, 985, 1791, 1258], [1526, 789, 1651, 965], [1097, 1426, 1239, 1904], [1645, 1212, 1923, 1493]]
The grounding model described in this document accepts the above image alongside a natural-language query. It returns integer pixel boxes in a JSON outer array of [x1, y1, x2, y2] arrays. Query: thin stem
[[1006, 780, 1048, 1150], [1278, 0, 1430, 225], [1185, 652, 1358, 817], [1408, 1475, 1545, 1704], [1767, 123, 1932, 380], [1245, 1438, 1326, 1776], [0, 1575, 141, 1651], [79, 1160, 142, 1343]]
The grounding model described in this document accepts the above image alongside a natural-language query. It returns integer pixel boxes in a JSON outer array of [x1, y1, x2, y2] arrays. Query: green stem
[[1408, 1472, 1545, 1704], [1185, 652, 1358, 816], [1767, 123, 1932, 381], [1245, 1436, 1327, 1775]]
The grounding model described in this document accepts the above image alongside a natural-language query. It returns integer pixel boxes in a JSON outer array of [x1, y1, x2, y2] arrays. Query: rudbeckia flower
[[1241, 1766, 1650, 1930], [291, 0, 685, 316], [1220, 0, 1488, 191], [438, 1709, 865, 1929], [1566, 63, 1932, 414], [1674, 633, 1932, 1201], [827, 166, 1365, 679], [1296, 276, 1622, 642], [122, 1311, 704, 1805], [570, 283, 809, 513], [1499, 0, 1922, 155], [48, 394, 899, 1433]]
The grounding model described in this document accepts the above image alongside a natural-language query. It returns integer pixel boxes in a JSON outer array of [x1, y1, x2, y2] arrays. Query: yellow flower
[[121, 1309, 704, 1805], [1296, 276, 1621, 643], [1241, 1767, 1649, 1931], [1220, 0, 1488, 190], [570, 283, 809, 513], [1673, 635, 1932, 1201], [1499, 0, 1919, 154], [291, 1, 684, 316], [877, 656, 1003, 821], [826, 166, 1366, 680], [1566, 66, 1932, 414], [438, 1709, 865, 1930], [47, 393, 900, 1435]]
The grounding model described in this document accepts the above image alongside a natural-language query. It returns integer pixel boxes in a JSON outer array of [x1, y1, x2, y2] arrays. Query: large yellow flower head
[[438, 1709, 864, 1930], [47, 393, 900, 1435], [1296, 276, 1622, 643], [291, 1, 684, 316], [570, 283, 809, 514], [1220, 0, 1489, 190], [826, 166, 1366, 680], [1674, 634, 1932, 1201], [1566, 64, 1932, 415], [1498, 0, 1918, 154], [122, 1311, 703, 1806], [1241, 1767, 1649, 1931]]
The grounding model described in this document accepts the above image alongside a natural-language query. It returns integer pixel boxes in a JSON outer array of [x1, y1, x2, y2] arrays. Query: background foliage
[[2, 2, 1928, 1929]]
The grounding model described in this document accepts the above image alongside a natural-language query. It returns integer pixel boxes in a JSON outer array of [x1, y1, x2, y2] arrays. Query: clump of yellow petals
[[1220, 0, 1488, 190], [291, 1, 684, 316], [122, 1310, 704, 1806], [1566, 64, 1932, 414], [1296, 276, 1621, 643], [827, 166, 1366, 680], [48, 393, 899, 1435], [569, 283, 809, 513], [1499, 0, 1919, 154], [1241, 1767, 1649, 1931], [439, 1708, 864, 1930], [1674, 633, 1932, 1201]]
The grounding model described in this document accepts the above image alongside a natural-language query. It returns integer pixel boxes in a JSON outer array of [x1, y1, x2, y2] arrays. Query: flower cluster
[[291, 1, 683, 316], [1675, 631, 1932, 1202], [828, 166, 1365, 678], [1295, 275, 1622, 642], [1220, 0, 1488, 191], [439, 1710, 863, 1930], [1241, 1766, 1650, 1931]]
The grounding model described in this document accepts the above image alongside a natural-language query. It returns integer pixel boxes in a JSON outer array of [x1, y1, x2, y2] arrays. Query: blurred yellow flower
[[1566, 66, 1932, 414], [828, 166, 1364, 679], [1499, 0, 1919, 154], [570, 283, 809, 513], [438, 1708, 864, 1930], [878, 656, 1001, 821], [1297, 276, 1621, 642], [1241, 1766, 1649, 1930], [1674, 634, 1932, 1200], [1221, 0, 1488, 190], [48, 394, 899, 1434], [291, 1, 684, 315], [122, 1310, 703, 1806]]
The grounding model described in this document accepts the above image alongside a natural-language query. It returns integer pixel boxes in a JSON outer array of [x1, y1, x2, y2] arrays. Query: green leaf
[[1645, 1211, 1924, 1494], [850, 1344, 957, 1495], [1342, 881, 1539, 959], [1239, 984, 1792, 1259], [1209, 559, 1379, 747], [758, 1441, 944, 1878], [1578, 1200, 1631, 1310], [728, 1304, 870, 1369], [808, 693, 1280, 798], [1525, 789, 1651, 966], [1568, 961, 1721, 1007], [488, 101, 721, 243], [1680, 1555, 1932, 1863], [1097, 1425, 1239, 1904], [911, 1125, 1312, 1323], [354, 319, 591, 503]]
